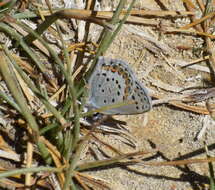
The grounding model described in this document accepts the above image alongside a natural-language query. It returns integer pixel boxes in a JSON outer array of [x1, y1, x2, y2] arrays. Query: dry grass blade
[[33, 9, 193, 27], [169, 101, 209, 114], [152, 93, 210, 114], [181, 11, 215, 30], [196, 0, 205, 12], [25, 133, 33, 187], [9, 22, 50, 56], [143, 157, 215, 166], [182, 0, 196, 9], [75, 172, 113, 190], [164, 27, 215, 39], [40, 136, 65, 187], [77, 150, 155, 171], [174, 57, 210, 73], [182, 0, 203, 31], [182, 88, 215, 102], [41, 9, 195, 17], [12, 54, 35, 75], [23, 9, 113, 44], [74, 173, 91, 190], [93, 125, 137, 148], [0, 150, 20, 162], [91, 133, 123, 155], [13, 69, 35, 108]]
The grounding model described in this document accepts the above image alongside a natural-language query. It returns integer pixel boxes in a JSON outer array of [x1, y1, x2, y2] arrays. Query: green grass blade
[[0, 49, 39, 140], [0, 166, 63, 179]]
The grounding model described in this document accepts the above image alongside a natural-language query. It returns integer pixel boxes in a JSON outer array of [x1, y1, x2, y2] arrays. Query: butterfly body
[[87, 57, 151, 115]]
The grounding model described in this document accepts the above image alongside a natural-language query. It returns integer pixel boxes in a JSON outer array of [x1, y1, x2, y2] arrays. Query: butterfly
[[87, 57, 151, 115]]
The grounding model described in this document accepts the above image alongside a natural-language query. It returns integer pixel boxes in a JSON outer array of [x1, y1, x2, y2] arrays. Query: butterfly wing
[[88, 59, 130, 114], [87, 57, 151, 115], [125, 80, 151, 114]]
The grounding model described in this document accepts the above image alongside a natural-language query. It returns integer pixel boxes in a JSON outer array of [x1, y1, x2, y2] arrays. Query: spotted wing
[[87, 57, 151, 115], [87, 64, 131, 114]]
